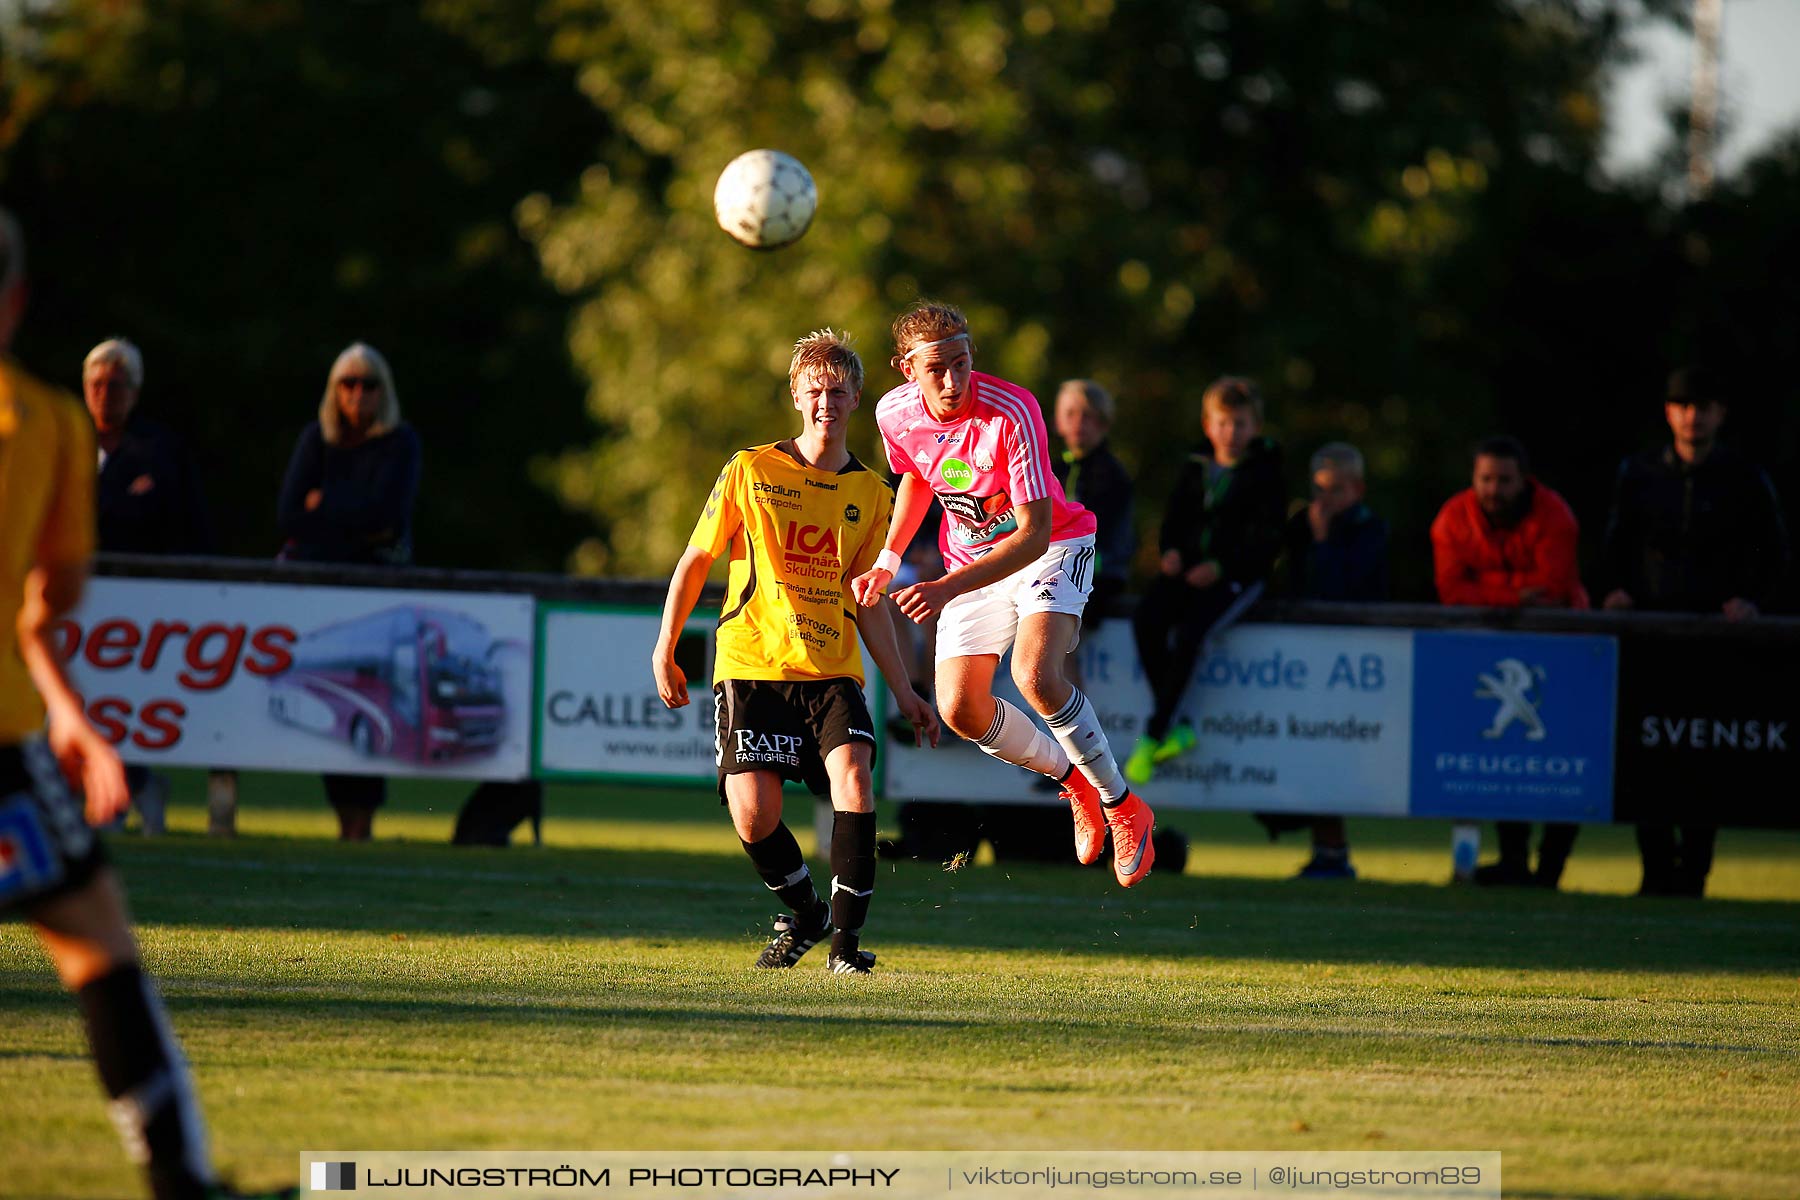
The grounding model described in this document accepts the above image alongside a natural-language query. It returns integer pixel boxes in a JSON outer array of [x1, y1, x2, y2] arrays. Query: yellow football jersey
[[0, 357, 97, 742], [689, 442, 894, 684]]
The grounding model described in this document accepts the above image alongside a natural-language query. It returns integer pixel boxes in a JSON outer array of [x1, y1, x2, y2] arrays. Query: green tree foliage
[[1, 0, 604, 568], [525, 0, 1645, 588], [5, 1, 1789, 594]]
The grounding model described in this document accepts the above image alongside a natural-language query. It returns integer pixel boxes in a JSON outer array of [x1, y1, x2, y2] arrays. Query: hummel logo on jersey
[[848, 728, 873, 739]]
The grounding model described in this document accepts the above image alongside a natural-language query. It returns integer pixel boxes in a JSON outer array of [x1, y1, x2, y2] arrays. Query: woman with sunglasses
[[276, 342, 422, 840]]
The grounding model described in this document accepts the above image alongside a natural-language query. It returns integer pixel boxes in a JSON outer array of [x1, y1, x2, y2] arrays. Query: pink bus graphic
[[268, 606, 508, 763]]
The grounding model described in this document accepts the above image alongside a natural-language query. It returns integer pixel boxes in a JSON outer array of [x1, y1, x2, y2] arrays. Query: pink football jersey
[[876, 371, 1097, 568]]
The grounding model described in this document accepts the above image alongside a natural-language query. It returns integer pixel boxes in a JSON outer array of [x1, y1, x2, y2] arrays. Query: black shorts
[[0, 738, 108, 913], [713, 678, 877, 801]]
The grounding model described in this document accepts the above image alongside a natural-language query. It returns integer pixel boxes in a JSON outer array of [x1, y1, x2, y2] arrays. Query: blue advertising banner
[[1409, 631, 1618, 821]]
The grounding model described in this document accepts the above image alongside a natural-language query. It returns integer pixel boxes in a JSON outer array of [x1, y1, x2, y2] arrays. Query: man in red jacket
[[1432, 436, 1585, 608], [1431, 436, 1587, 888]]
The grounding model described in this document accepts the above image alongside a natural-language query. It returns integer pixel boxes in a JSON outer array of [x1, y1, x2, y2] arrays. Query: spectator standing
[[1599, 367, 1792, 897], [84, 338, 212, 834], [1052, 379, 1135, 638], [1263, 442, 1390, 880], [1126, 377, 1285, 786], [86, 340, 211, 556], [1430, 436, 1585, 888], [277, 343, 422, 841]]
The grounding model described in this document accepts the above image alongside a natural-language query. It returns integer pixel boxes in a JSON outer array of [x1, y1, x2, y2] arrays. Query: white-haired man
[[84, 337, 210, 557]]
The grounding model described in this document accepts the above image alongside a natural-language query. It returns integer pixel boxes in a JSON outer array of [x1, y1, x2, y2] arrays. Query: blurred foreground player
[[0, 209, 293, 1199], [652, 330, 937, 974], [851, 302, 1156, 888]]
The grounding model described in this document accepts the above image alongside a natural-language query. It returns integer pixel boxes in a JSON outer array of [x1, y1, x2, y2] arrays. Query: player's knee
[[28, 871, 139, 991], [725, 786, 782, 842], [937, 690, 993, 739], [832, 777, 875, 814], [36, 919, 138, 992], [730, 805, 780, 843], [1011, 659, 1069, 716], [825, 747, 875, 812]]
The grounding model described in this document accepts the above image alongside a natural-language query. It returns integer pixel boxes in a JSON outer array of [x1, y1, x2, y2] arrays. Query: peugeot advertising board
[[1409, 631, 1617, 822]]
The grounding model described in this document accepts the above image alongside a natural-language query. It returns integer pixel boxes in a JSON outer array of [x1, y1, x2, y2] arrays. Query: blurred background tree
[[1, 0, 604, 568], [521, 0, 1668, 591], [3, 0, 1792, 599]]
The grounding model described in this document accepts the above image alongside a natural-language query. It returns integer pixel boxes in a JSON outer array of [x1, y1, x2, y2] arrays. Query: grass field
[[2, 771, 1797, 1200]]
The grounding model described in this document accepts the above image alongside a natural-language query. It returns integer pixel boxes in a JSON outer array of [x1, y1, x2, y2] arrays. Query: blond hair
[[789, 328, 864, 395], [319, 342, 402, 445], [1202, 376, 1263, 422], [1058, 378, 1115, 427], [890, 300, 973, 369]]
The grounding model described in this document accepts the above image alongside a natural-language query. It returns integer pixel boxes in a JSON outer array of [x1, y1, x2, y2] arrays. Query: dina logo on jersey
[[844, 503, 861, 525], [1476, 658, 1547, 742], [940, 457, 974, 489]]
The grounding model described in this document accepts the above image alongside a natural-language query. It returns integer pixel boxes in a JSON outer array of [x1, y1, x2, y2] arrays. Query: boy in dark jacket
[[1127, 377, 1285, 785], [1282, 442, 1389, 605], [1263, 442, 1390, 878]]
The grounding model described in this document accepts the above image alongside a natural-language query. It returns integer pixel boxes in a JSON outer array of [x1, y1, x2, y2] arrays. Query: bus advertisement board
[[57, 578, 534, 779]]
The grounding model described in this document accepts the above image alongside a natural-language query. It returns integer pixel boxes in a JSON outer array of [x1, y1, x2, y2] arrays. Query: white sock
[[975, 698, 1070, 778], [1045, 688, 1128, 804]]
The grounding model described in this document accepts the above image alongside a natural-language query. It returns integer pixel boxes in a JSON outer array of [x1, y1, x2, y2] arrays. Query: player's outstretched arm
[[854, 598, 940, 748], [652, 546, 714, 709], [851, 473, 935, 607], [892, 497, 1053, 623], [17, 563, 128, 825]]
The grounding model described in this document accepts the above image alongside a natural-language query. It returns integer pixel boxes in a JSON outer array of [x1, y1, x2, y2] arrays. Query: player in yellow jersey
[[653, 330, 938, 974], [0, 210, 293, 1199]]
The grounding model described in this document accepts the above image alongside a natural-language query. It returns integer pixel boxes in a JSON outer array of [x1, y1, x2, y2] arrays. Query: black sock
[[740, 824, 826, 923], [76, 965, 211, 1200], [828, 810, 877, 959]]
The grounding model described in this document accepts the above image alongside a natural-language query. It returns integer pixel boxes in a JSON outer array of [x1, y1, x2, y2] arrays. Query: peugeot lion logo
[[1476, 658, 1547, 741]]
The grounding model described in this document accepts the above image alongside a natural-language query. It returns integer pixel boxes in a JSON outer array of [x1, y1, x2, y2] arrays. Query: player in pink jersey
[[850, 301, 1156, 887]]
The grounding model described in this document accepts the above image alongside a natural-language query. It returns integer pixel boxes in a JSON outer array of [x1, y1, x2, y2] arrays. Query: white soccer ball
[[713, 149, 817, 250]]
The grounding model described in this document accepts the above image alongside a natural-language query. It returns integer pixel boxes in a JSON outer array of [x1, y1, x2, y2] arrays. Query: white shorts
[[935, 535, 1095, 660]]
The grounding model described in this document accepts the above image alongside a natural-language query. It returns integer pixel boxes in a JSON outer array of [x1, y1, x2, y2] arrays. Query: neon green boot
[[1123, 735, 1159, 786], [1153, 720, 1197, 763]]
